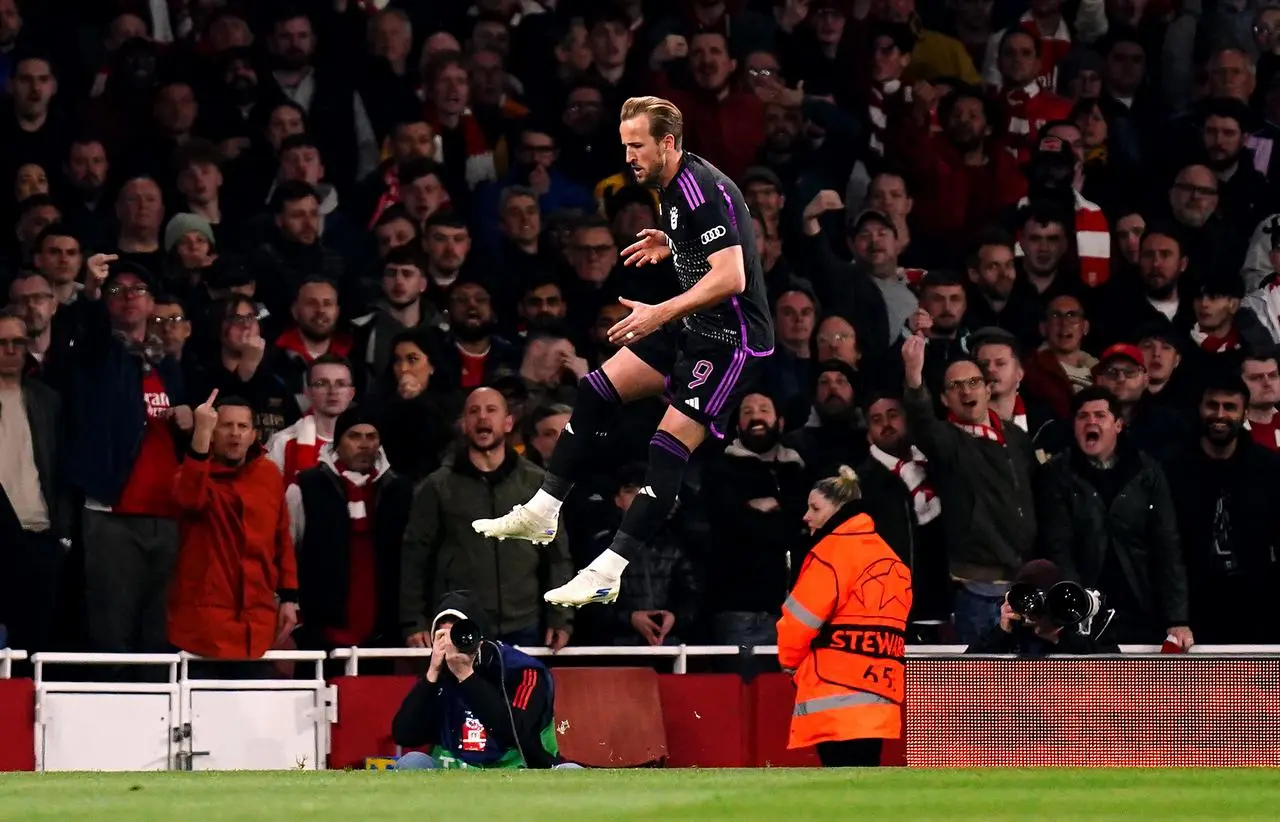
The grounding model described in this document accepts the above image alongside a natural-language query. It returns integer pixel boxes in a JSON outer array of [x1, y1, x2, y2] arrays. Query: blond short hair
[[813, 465, 862, 506], [620, 96, 683, 150]]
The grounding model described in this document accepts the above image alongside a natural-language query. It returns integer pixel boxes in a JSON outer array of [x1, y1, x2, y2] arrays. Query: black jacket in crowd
[[856, 453, 951, 625], [597, 511, 702, 646], [1037, 440, 1189, 642], [701, 440, 810, 615], [1162, 435, 1280, 643], [902, 384, 1038, 582], [291, 458, 413, 649]]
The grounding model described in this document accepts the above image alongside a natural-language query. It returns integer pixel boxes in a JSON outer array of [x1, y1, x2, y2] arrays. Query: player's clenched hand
[[608, 297, 668, 345], [621, 229, 671, 267]]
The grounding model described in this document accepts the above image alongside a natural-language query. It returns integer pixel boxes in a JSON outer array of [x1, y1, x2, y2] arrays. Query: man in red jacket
[[168, 390, 298, 676]]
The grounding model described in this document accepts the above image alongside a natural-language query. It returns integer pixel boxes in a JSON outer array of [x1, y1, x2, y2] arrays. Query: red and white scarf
[[1015, 189, 1111, 287], [1017, 12, 1072, 92], [869, 444, 941, 525], [423, 105, 497, 191], [367, 164, 402, 229], [1190, 324, 1241, 353], [868, 80, 911, 158], [1010, 394, 1028, 432], [949, 408, 1007, 445], [337, 461, 378, 530], [281, 416, 325, 484]]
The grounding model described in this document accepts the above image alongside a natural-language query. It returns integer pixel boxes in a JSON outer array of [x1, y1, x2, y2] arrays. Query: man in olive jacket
[[1037, 387, 1192, 647], [401, 387, 574, 650], [901, 333, 1038, 644]]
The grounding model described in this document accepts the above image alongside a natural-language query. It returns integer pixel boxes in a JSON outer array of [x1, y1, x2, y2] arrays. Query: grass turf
[[2, 769, 1279, 822]]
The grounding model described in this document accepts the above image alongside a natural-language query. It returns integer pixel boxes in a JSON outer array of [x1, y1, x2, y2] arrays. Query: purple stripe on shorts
[[680, 170, 704, 206], [707, 347, 747, 417], [651, 431, 691, 461]]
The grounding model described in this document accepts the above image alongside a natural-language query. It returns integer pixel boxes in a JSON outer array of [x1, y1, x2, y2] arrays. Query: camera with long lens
[[1007, 581, 1105, 635], [450, 618, 483, 655]]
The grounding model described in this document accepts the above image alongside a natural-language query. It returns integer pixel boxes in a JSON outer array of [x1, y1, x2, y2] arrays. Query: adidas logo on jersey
[[564, 422, 573, 434], [638, 486, 657, 498], [685, 397, 701, 411]]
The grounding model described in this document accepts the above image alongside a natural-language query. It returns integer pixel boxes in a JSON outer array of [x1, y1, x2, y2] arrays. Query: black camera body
[[1008, 580, 1105, 635]]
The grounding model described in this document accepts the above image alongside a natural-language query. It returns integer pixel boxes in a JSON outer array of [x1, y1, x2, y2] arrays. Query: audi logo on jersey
[[700, 226, 726, 245]]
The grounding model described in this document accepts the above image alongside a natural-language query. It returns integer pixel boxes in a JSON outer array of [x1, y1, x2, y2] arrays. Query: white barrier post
[[0, 649, 28, 679]]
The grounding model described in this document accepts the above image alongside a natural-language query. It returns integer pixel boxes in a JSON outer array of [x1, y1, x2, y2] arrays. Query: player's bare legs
[[544, 405, 706, 606], [471, 346, 664, 546]]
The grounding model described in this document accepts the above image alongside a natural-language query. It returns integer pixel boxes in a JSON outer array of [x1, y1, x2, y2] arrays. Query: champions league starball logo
[[670, 205, 679, 230]]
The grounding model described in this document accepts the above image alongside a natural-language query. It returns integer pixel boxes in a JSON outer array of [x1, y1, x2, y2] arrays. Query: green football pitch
[[2, 769, 1279, 822]]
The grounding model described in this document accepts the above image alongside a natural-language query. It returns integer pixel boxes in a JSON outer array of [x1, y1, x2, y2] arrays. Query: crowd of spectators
[[3, 0, 1280, 669]]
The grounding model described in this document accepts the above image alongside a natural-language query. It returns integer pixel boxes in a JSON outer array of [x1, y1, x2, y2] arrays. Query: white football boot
[[543, 569, 621, 607], [472, 505, 558, 545]]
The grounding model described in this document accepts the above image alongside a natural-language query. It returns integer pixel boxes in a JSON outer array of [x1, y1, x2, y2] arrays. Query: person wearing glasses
[[149, 294, 192, 362], [0, 309, 68, 665], [6, 270, 60, 379], [1023, 295, 1098, 421], [266, 354, 358, 485], [900, 326, 1038, 645], [64, 257, 192, 661], [185, 294, 301, 444], [1091, 343, 1191, 460]]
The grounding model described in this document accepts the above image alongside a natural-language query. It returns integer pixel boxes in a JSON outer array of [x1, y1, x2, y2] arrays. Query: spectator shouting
[[401, 387, 574, 650], [901, 331, 1037, 644], [1037, 387, 1192, 646]]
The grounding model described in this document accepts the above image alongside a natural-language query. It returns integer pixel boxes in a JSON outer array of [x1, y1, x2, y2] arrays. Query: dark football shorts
[[627, 323, 765, 438]]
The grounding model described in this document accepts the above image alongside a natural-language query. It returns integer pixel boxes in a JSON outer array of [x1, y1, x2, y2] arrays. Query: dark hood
[[431, 589, 494, 639]]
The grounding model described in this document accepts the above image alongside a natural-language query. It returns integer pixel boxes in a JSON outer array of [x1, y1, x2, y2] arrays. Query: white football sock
[[524, 489, 564, 520], [587, 549, 629, 579]]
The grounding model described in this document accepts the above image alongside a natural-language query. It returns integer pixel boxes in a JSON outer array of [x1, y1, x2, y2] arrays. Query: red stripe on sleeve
[[514, 669, 536, 710]]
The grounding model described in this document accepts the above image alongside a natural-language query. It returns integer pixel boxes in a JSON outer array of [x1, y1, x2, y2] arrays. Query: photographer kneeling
[[965, 560, 1119, 656], [392, 591, 576, 769]]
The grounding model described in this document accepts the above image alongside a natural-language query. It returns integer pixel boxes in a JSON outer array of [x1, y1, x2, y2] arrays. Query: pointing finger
[[101, 254, 120, 262], [206, 389, 219, 406]]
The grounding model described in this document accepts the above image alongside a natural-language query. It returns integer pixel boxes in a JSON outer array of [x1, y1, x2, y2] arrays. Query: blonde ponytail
[[813, 465, 862, 507]]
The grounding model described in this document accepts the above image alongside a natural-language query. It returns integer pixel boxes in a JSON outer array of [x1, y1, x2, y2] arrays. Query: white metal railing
[[325, 643, 1280, 676], [7, 644, 1280, 681]]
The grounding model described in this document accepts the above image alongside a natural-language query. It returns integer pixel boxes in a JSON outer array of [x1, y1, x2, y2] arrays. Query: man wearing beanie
[[164, 213, 216, 262], [392, 590, 575, 770], [286, 405, 410, 652], [784, 360, 868, 484]]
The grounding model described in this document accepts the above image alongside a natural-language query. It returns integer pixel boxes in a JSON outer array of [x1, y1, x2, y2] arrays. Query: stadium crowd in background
[[3, 0, 1280, 670]]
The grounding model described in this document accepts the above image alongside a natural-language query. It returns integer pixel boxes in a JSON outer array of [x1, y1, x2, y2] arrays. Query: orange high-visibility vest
[[777, 512, 912, 749]]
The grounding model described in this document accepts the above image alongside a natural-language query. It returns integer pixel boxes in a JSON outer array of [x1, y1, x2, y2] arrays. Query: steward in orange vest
[[778, 466, 912, 767]]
